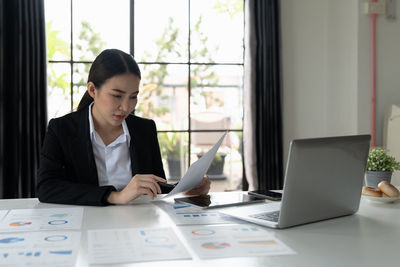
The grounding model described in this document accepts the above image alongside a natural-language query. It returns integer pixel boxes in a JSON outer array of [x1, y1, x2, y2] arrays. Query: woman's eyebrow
[[111, 89, 139, 95], [111, 89, 126, 94]]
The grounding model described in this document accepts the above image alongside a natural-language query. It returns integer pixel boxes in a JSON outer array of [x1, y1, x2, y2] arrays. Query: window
[[45, 0, 244, 191]]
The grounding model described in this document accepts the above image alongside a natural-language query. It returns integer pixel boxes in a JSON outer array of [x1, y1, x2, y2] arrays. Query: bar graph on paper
[[167, 203, 242, 225]]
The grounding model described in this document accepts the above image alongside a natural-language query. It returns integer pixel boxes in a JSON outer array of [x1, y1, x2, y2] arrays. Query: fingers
[[185, 176, 211, 196], [137, 177, 161, 194], [125, 187, 157, 203], [203, 177, 211, 193], [152, 175, 168, 183], [140, 187, 157, 200], [133, 174, 166, 194], [184, 189, 196, 196], [133, 174, 166, 184], [117, 174, 167, 203], [140, 180, 161, 195], [197, 176, 211, 191]]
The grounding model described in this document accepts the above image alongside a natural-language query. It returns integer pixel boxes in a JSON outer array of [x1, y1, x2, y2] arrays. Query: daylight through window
[[45, 0, 244, 191]]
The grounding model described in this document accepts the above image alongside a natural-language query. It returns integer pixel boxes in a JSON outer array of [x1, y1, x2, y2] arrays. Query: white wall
[[281, 0, 328, 148], [326, 0, 358, 135], [374, 0, 400, 144], [281, 0, 400, 163]]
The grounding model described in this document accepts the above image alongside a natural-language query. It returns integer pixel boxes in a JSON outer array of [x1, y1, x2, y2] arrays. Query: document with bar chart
[[160, 202, 242, 225], [88, 227, 191, 264], [0, 231, 81, 266], [178, 224, 295, 259]]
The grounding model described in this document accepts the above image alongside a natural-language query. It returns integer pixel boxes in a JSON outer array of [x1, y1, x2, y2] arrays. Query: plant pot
[[167, 159, 181, 179], [364, 171, 392, 188], [197, 153, 227, 179]]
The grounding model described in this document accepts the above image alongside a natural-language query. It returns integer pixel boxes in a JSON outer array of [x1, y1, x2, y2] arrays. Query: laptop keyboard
[[249, 211, 280, 222]]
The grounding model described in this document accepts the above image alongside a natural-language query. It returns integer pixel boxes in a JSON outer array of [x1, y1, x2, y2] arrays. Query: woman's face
[[88, 73, 140, 129]]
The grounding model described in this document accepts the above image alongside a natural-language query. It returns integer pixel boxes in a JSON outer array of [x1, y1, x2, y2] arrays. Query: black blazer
[[36, 107, 174, 206]]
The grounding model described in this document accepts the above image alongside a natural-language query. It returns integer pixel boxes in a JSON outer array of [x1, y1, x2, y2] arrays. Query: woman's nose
[[119, 100, 129, 112]]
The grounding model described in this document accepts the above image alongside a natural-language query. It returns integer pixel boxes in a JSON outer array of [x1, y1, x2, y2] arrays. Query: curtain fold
[[244, 0, 283, 190], [0, 0, 47, 198]]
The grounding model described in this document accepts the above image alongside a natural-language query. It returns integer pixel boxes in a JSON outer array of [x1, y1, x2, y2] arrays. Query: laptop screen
[[278, 135, 371, 228]]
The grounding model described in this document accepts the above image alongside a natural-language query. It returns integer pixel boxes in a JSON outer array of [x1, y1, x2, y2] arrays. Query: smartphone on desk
[[248, 190, 282, 201]]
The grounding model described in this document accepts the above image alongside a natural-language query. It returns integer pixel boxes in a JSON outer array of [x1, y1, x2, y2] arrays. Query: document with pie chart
[[0, 208, 83, 232], [0, 231, 81, 266], [88, 227, 191, 264], [178, 224, 295, 259]]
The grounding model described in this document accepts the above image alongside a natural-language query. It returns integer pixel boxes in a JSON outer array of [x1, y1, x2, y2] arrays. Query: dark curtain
[[246, 0, 283, 190], [0, 0, 47, 198]]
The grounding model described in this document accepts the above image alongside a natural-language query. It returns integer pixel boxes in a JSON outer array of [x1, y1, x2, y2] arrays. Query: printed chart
[[161, 203, 242, 225], [0, 231, 81, 266], [179, 224, 295, 259], [0, 208, 83, 232], [88, 227, 191, 264]]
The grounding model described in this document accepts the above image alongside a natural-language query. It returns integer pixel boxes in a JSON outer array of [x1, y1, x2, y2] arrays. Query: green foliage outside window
[[158, 132, 188, 161], [46, 22, 70, 98], [47, 20, 105, 107]]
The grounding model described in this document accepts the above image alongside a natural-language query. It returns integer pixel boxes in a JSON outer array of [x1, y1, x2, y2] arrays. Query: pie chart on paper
[[201, 242, 230, 249], [191, 229, 216, 236]]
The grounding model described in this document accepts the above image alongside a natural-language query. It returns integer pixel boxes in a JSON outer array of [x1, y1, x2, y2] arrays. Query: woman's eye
[[130, 96, 137, 100], [112, 95, 122, 98]]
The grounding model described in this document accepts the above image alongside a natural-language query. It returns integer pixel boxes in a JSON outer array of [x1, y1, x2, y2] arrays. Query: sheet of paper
[[128, 193, 166, 204], [88, 227, 191, 265], [178, 224, 296, 259], [165, 132, 227, 197], [0, 210, 8, 221], [159, 202, 243, 225], [0, 231, 81, 266], [0, 208, 83, 233]]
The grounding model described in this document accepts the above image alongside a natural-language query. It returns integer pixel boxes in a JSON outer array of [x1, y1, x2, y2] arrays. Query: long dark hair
[[77, 49, 141, 111]]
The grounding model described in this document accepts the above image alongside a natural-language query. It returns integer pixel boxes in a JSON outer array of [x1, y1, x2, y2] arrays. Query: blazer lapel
[[128, 118, 140, 176], [69, 107, 99, 185]]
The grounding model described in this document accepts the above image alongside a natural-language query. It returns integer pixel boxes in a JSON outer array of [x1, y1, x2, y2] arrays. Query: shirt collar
[[88, 102, 131, 146]]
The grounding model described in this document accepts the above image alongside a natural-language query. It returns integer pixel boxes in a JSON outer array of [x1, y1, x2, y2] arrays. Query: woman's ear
[[87, 82, 96, 98]]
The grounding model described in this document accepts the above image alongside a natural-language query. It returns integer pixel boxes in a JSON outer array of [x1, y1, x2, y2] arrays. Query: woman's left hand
[[184, 175, 211, 196]]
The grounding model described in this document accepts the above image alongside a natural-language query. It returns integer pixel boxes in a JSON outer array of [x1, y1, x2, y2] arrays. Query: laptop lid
[[278, 134, 371, 228], [219, 134, 371, 229]]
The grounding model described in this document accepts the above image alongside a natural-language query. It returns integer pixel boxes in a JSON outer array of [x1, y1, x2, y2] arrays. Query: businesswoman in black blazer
[[37, 49, 210, 206]]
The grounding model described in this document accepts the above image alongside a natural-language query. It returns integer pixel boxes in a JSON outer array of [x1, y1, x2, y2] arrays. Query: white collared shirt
[[88, 103, 132, 191]]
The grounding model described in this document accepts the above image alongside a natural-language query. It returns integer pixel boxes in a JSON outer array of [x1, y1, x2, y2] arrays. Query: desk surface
[[0, 194, 399, 267]]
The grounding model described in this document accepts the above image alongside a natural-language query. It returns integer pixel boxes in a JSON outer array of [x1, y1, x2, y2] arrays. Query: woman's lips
[[114, 115, 125, 120]]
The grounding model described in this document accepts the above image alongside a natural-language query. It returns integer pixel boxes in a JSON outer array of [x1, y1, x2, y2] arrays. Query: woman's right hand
[[107, 174, 167, 204]]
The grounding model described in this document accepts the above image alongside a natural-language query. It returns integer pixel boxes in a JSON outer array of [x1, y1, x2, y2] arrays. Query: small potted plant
[[365, 148, 400, 188], [158, 132, 186, 179], [196, 152, 227, 179]]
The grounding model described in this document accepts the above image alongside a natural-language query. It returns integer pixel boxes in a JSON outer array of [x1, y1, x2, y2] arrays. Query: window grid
[[48, 0, 244, 180]]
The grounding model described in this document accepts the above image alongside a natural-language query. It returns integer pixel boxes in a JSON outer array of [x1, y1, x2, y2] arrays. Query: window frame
[[47, 0, 245, 181]]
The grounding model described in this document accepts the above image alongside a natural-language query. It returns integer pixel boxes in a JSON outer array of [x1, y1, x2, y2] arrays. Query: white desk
[[0, 194, 399, 267]]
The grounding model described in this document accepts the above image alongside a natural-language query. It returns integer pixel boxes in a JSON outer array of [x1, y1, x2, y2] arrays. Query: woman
[[37, 49, 210, 206]]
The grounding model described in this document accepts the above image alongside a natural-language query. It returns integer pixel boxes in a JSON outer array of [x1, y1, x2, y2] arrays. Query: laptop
[[220, 135, 371, 229]]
